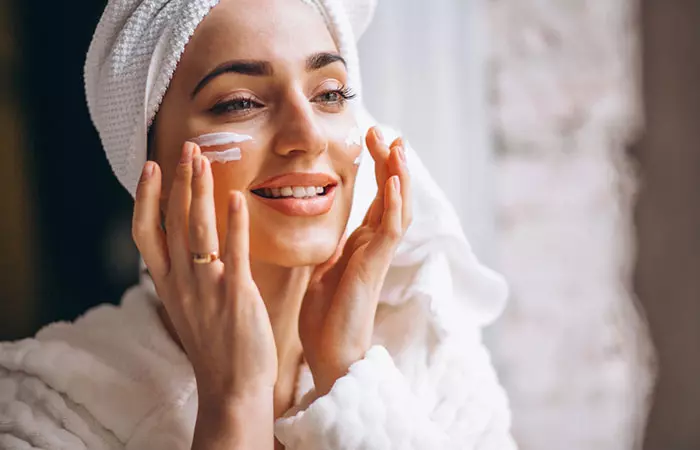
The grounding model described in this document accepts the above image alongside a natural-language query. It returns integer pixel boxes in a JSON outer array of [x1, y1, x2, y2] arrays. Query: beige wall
[[635, 1, 700, 449], [489, 1, 653, 448]]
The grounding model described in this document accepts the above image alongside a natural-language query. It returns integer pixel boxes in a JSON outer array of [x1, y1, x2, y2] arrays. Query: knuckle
[[165, 213, 182, 235], [381, 225, 402, 242], [190, 221, 208, 242], [131, 222, 149, 243]]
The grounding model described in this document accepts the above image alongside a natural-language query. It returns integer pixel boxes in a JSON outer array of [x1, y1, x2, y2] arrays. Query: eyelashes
[[209, 95, 262, 116], [208, 85, 357, 117], [313, 85, 356, 104]]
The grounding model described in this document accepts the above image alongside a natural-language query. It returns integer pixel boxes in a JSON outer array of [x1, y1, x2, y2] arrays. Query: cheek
[[209, 148, 261, 202], [344, 126, 365, 165], [208, 143, 264, 236], [325, 121, 365, 169], [193, 132, 262, 195]]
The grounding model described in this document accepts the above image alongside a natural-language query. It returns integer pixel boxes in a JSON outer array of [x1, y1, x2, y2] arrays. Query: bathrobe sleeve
[[0, 367, 119, 450], [274, 331, 516, 450]]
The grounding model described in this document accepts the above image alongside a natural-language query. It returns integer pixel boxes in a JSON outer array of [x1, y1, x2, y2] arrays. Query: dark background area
[[635, 1, 700, 448], [1, 0, 138, 339]]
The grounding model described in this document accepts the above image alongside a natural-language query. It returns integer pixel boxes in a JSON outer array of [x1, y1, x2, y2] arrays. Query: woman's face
[[152, 0, 362, 267]]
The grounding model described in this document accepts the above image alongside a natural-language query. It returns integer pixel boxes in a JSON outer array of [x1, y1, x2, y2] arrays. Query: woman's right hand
[[132, 142, 277, 448]]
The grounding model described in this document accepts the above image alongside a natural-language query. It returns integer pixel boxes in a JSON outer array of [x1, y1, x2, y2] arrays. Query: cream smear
[[345, 126, 364, 165], [190, 132, 253, 163]]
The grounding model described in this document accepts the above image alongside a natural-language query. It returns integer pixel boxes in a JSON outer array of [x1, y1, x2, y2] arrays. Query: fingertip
[[140, 161, 155, 183], [390, 137, 403, 149], [136, 161, 161, 201], [192, 142, 202, 158], [181, 141, 196, 164], [229, 190, 242, 214], [390, 145, 404, 168], [373, 126, 384, 143], [151, 161, 162, 178], [367, 128, 391, 163], [366, 126, 384, 147]]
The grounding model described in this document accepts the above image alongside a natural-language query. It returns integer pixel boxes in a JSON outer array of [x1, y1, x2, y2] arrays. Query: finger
[[381, 175, 403, 243], [192, 141, 202, 158], [366, 175, 402, 264], [365, 128, 391, 226], [165, 142, 196, 279], [366, 136, 404, 227], [132, 161, 170, 281], [224, 191, 253, 286], [189, 155, 224, 285], [389, 143, 412, 232], [366, 126, 391, 189]]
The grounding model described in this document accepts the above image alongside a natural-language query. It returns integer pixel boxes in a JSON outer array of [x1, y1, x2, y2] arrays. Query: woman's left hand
[[299, 126, 412, 396]]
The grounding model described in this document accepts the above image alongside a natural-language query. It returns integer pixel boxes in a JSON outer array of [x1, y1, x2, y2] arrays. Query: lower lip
[[252, 186, 337, 216]]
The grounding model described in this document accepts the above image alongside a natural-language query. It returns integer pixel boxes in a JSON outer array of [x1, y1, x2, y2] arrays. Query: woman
[[0, 0, 515, 449]]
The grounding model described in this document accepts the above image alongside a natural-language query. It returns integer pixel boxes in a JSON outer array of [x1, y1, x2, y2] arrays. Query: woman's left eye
[[312, 86, 357, 106], [209, 97, 263, 116], [316, 91, 343, 103]]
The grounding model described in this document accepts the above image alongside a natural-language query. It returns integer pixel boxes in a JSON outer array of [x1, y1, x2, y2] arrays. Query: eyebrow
[[191, 52, 347, 99]]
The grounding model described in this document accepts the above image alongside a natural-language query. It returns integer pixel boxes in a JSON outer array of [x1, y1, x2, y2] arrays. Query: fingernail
[[396, 145, 406, 163], [193, 156, 203, 177], [230, 191, 241, 212], [392, 175, 400, 191], [374, 127, 384, 143], [140, 161, 154, 182], [181, 142, 194, 164]]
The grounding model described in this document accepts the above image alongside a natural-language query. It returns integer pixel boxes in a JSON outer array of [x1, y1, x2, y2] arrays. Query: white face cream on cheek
[[189, 132, 253, 163], [344, 126, 364, 165]]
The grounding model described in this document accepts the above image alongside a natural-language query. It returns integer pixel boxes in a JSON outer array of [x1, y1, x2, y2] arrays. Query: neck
[[250, 260, 311, 377], [251, 261, 312, 416]]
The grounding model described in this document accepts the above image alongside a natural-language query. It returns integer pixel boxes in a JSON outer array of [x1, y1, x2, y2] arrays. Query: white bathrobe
[[0, 135, 516, 450]]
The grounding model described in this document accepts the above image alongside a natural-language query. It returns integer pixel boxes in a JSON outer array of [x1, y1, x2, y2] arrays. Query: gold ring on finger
[[191, 251, 219, 264]]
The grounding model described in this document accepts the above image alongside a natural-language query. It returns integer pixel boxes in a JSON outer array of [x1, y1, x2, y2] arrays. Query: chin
[[252, 227, 342, 268]]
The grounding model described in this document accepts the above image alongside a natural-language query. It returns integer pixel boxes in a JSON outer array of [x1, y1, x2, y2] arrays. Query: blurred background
[[0, 1, 698, 449]]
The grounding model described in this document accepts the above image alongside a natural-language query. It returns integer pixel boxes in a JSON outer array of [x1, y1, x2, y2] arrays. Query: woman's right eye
[[209, 97, 263, 116]]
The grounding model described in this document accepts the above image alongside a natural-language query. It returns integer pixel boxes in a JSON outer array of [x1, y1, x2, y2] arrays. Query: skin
[[131, 0, 412, 449]]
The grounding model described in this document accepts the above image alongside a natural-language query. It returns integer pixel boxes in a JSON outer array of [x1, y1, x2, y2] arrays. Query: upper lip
[[251, 172, 339, 190]]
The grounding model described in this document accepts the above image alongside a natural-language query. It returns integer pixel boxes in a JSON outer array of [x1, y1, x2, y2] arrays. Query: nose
[[271, 91, 327, 159]]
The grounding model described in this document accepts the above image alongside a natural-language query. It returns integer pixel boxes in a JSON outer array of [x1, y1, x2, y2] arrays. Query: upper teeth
[[264, 186, 326, 198]]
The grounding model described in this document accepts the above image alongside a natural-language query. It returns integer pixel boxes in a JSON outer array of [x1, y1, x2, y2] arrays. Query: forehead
[[184, 0, 337, 70]]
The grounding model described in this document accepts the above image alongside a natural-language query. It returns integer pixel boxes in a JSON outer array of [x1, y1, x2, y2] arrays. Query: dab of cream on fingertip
[[190, 132, 253, 163]]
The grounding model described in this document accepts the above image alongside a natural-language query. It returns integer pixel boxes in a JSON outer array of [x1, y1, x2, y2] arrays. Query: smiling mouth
[[251, 184, 335, 199]]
